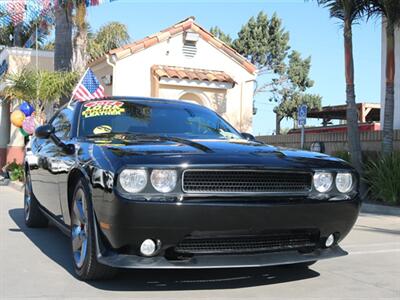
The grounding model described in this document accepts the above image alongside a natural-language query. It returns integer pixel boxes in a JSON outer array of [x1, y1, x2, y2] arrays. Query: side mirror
[[35, 124, 75, 155], [241, 132, 256, 142], [35, 124, 54, 139]]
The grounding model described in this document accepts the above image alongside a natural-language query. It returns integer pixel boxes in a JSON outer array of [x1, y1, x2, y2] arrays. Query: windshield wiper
[[85, 132, 213, 153], [134, 134, 213, 153]]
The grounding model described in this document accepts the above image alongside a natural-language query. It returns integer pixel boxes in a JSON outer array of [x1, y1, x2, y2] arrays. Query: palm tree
[[54, 2, 73, 72], [87, 22, 130, 60], [1, 69, 79, 121], [72, 2, 88, 74], [367, 0, 400, 155], [317, 0, 366, 175]]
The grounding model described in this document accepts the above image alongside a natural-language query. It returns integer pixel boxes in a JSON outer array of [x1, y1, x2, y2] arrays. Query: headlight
[[150, 169, 177, 193], [336, 172, 353, 193], [313, 172, 333, 193], [119, 169, 147, 193]]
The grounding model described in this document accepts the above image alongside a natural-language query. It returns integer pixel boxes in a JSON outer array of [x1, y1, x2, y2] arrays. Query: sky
[[87, 0, 382, 135]]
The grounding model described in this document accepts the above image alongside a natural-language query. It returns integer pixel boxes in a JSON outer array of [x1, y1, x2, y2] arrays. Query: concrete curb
[[361, 202, 400, 217]]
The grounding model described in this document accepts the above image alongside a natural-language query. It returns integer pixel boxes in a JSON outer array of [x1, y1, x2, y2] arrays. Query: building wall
[[91, 61, 113, 96], [0, 48, 54, 168], [159, 84, 226, 110], [108, 33, 256, 132], [381, 23, 400, 129], [8, 48, 54, 73], [0, 99, 10, 168]]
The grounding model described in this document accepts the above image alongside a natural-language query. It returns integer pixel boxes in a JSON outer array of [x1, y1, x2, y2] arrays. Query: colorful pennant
[[0, 0, 114, 27]]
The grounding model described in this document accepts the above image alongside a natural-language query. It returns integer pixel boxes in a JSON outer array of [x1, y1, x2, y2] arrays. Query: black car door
[[32, 108, 74, 220]]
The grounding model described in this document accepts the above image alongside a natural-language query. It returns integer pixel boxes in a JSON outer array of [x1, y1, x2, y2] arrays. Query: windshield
[[78, 100, 242, 140]]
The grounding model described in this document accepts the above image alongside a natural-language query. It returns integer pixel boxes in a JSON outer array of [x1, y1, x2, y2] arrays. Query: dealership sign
[[0, 60, 8, 79]]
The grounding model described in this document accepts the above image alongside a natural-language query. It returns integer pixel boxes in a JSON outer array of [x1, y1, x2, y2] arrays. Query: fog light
[[325, 234, 335, 247], [140, 239, 156, 256]]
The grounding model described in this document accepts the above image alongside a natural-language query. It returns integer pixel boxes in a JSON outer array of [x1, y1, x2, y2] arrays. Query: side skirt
[[39, 206, 71, 237]]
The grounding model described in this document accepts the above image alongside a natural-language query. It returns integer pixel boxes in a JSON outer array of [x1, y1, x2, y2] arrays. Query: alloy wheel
[[71, 189, 88, 268]]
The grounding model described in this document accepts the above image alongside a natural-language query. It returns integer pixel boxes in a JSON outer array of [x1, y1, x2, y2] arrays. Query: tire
[[24, 170, 48, 228], [70, 179, 117, 281]]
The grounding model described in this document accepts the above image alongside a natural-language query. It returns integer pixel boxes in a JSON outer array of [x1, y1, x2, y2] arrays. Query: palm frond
[[317, 0, 368, 23], [366, 0, 400, 25]]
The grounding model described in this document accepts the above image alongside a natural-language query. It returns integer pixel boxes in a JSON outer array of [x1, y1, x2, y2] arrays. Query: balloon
[[11, 110, 25, 128], [22, 116, 36, 135], [19, 127, 29, 137], [19, 101, 35, 117]]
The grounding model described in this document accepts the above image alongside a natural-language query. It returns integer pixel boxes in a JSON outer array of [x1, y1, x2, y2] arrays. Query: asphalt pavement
[[0, 185, 399, 299]]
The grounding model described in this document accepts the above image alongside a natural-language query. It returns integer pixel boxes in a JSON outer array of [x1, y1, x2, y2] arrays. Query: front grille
[[182, 170, 312, 193], [174, 232, 318, 255]]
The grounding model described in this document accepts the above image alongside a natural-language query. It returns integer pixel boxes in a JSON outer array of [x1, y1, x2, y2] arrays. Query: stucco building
[[0, 47, 54, 168], [90, 17, 257, 133], [0, 17, 257, 169]]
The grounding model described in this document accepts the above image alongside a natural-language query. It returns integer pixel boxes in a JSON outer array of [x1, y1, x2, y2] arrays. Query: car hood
[[84, 138, 351, 172]]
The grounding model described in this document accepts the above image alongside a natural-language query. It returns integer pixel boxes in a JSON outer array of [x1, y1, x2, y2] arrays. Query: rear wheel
[[24, 170, 48, 228], [70, 179, 117, 281]]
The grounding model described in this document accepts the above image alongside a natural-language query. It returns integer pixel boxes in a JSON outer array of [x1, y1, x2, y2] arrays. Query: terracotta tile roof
[[101, 17, 257, 75], [152, 65, 236, 84]]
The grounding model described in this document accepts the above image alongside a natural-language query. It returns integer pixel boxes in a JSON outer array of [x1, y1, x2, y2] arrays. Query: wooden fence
[[257, 130, 400, 154]]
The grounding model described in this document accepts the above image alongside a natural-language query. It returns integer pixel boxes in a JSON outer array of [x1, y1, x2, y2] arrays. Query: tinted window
[[78, 100, 241, 140], [51, 108, 74, 139]]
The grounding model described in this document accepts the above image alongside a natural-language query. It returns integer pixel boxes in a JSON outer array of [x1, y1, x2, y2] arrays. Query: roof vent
[[183, 42, 197, 58], [183, 30, 199, 58]]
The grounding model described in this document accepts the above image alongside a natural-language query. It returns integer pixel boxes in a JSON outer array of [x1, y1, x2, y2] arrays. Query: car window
[[78, 100, 242, 140], [51, 107, 74, 140]]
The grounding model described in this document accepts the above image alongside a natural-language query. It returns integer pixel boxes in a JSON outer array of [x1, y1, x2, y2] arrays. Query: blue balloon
[[19, 101, 35, 117]]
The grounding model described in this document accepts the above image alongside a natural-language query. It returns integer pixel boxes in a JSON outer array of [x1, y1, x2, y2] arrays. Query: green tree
[[210, 12, 319, 131], [367, 0, 400, 155], [87, 22, 130, 60], [1, 69, 79, 120], [273, 50, 321, 130], [317, 0, 366, 176], [274, 93, 322, 129], [210, 26, 233, 46], [233, 12, 290, 81]]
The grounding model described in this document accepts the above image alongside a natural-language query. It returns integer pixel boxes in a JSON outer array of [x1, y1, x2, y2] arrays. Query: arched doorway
[[179, 92, 204, 106]]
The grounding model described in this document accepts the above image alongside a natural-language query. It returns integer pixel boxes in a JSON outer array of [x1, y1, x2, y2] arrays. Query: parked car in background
[[24, 97, 360, 280]]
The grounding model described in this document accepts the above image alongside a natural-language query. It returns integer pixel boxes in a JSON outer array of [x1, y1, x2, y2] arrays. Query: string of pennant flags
[[0, 0, 116, 28]]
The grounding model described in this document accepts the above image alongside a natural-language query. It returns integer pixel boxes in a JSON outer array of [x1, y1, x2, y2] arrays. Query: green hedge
[[364, 152, 400, 205]]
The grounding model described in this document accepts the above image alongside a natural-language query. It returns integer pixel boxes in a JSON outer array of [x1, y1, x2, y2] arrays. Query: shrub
[[5, 161, 24, 182], [332, 150, 351, 162], [364, 152, 400, 205]]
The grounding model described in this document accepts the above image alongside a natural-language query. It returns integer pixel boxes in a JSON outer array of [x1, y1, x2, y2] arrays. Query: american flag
[[72, 69, 105, 102]]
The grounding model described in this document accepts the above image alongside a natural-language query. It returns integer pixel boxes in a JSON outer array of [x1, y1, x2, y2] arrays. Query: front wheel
[[70, 179, 117, 281]]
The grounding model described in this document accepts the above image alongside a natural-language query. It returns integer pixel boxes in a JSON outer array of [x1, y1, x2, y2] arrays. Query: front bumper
[[93, 193, 360, 269], [97, 245, 347, 269]]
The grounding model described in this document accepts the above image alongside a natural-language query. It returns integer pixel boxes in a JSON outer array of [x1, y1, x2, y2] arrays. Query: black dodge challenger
[[24, 97, 360, 280]]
